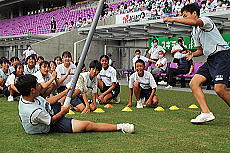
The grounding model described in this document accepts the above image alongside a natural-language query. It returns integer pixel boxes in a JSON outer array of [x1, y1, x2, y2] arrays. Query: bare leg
[[189, 74, 210, 113], [133, 81, 141, 101], [73, 103, 85, 112], [97, 79, 104, 91], [102, 93, 113, 104], [214, 84, 230, 107], [72, 120, 117, 133]]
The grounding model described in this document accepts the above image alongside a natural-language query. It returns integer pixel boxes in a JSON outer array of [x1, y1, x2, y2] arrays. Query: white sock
[[117, 124, 123, 130]]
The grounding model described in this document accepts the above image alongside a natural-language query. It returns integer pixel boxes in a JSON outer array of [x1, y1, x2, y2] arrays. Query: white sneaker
[[158, 81, 167, 85], [141, 98, 146, 107], [136, 99, 143, 108], [8, 95, 14, 102], [121, 123, 135, 134], [165, 85, 173, 89], [96, 99, 99, 104], [113, 96, 120, 104], [190, 112, 215, 124]]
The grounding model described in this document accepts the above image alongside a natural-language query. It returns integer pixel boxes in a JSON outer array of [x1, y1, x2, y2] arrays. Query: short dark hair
[[62, 51, 72, 58], [49, 61, 57, 67], [39, 61, 50, 68], [26, 55, 36, 63], [135, 59, 145, 67], [153, 39, 158, 43], [37, 56, 44, 61], [178, 39, 184, 43], [10, 57, 19, 62], [13, 63, 24, 75], [0, 58, 10, 65], [181, 3, 200, 17], [135, 49, 141, 53], [100, 55, 109, 61], [54, 56, 62, 61], [15, 74, 37, 96], [89, 60, 102, 71]]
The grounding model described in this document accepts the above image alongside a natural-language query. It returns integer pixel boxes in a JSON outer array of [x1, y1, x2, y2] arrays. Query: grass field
[[0, 86, 229, 153]]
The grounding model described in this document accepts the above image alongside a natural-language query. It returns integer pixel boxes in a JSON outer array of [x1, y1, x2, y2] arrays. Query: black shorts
[[50, 102, 73, 133], [3, 86, 20, 97], [100, 82, 120, 99], [57, 86, 67, 93], [70, 96, 93, 107], [196, 50, 230, 85], [140, 88, 154, 100]]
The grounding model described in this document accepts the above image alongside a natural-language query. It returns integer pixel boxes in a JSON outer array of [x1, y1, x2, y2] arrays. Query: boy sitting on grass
[[15, 74, 134, 134], [127, 59, 159, 108], [67, 60, 101, 114]]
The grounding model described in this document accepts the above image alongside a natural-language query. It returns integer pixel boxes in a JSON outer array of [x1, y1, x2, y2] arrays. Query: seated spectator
[[76, 17, 83, 28], [67, 60, 101, 113], [165, 52, 194, 89], [16, 74, 134, 135], [216, 0, 227, 11], [86, 14, 92, 24], [0, 59, 10, 93], [5, 63, 24, 101], [68, 21, 75, 31], [50, 16, 56, 33], [49, 61, 57, 74], [9, 57, 20, 74], [24, 55, 39, 75], [151, 50, 167, 75], [97, 55, 120, 104], [33, 61, 57, 98], [64, 22, 68, 32], [23, 45, 36, 59], [82, 18, 87, 27], [148, 39, 166, 62], [54, 56, 62, 65], [127, 59, 159, 108], [163, 2, 172, 15], [171, 38, 187, 64], [139, 12, 147, 22]]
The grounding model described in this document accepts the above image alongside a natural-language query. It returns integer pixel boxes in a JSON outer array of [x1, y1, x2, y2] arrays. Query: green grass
[[0, 86, 229, 153]]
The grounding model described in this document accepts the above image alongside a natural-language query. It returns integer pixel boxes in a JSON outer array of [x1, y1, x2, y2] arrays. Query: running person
[[163, 3, 230, 124]]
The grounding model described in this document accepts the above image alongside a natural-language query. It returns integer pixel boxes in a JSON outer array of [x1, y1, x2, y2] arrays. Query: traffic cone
[[93, 108, 105, 113], [67, 110, 75, 115], [104, 104, 114, 108], [154, 106, 165, 111], [188, 104, 199, 109], [122, 107, 133, 112], [169, 105, 179, 110]]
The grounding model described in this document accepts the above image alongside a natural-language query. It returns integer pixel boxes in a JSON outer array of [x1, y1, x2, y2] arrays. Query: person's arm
[[127, 88, 133, 107], [98, 82, 116, 101], [10, 84, 19, 93], [46, 88, 70, 104], [187, 64, 194, 75], [148, 59, 157, 63], [146, 88, 156, 105], [40, 71, 57, 89], [163, 16, 204, 27], [171, 48, 182, 54], [81, 93, 90, 114], [185, 46, 203, 60], [56, 68, 70, 87], [51, 105, 71, 124]]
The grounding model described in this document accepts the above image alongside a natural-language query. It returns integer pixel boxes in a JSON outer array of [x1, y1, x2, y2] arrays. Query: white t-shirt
[[56, 63, 76, 86], [155, 57, 167, 71], [24, 65, 39, 75], [97, 66, 118, 87], [33, 71, 52, 84], [132, 55, 149, 64], [0, 69, 10, 81], [172, 44, 187, 59], [9, 66, 15, 74], [67, 72, 97, 95], [5, 73, 16, 87], [149, 45, 166, 59], [23, 49, 36, 58], [129, 71, 157, 89]]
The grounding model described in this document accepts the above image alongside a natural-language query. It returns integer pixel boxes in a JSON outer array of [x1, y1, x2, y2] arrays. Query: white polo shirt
[[149, 45, 166, 59], [33, 71, 52, 84], [129, 71, 157, 89], [56, 63, 76, 86], [155, 57, 167, 71], [192, 17, 229, 57], [132, 55, 149, 64], [24, 65, 39, 75], [5, 73, 16, 87], [0, 69, 10, 82], [23, 49, 36, 58], [172, 44, 187, 59], [97, 66, 118, 87]]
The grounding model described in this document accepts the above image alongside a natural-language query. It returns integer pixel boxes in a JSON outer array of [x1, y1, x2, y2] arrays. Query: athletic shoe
[[121, 123, 135, 134], [113, 96, 120, 104], [158, 81, 167, 85], [136, 99, 143, 108], [165, 85, 173, 89], [141, 98, 146, 107], [190, 112, 215, 124], [8, 95, 14, 102]]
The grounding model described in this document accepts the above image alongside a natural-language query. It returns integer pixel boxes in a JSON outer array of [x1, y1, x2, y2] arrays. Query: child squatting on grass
[[15, 74, 134, 134]]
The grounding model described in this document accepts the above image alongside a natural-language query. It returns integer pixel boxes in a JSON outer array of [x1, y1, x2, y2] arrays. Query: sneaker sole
[[191, 118, 215, 124]]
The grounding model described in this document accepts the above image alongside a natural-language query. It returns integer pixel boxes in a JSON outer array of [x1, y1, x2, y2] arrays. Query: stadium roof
[[79, 10, 230, 40]]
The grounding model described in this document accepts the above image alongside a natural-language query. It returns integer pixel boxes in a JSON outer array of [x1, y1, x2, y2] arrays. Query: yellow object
[[122, 107, 133, 112], [93, 108, 105, 113], [67, 110, 75, 115], [169, 105, 179, 110], [188, 104, 199, 109], [154, 106, 165, 111], [104, 104, 114, 108]]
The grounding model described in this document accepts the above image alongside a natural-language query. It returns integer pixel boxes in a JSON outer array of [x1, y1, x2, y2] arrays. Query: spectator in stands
[[139, 12, 147, 22], [9, 57, 20, 74], [5, 63, 24, 101], [0, 59, 10, 93], [148, 39, 166, 62], [216, 0, 227, 11], [69, 21, 75, 31], [24, 55, 39, 75], [50, 16, 56, 33], [49, 61, 57, 74], [64, 22, 69, 32], [23, 45, 36, 59], [171, 38, 187, 64], [86, 14, 93, 24], [164, 3, 230, 124], [163, 2, 172, 15], [56, 51, 76, 93], [97, 55, 120, 104], [82, 18, 87, 27], [16, 74, 134, 135], [127, 59, 159, 108], [156, 6, 164, 17], [165, 51, 194, 89], [101, 2, 109, 17], [33, 61, 57, 98], [36, 56, 44, 69], [151, 50, 168, 75], [107, 8, 114, 17], [76, 17, 83, 28], [54, 56, 62, 65], [67, 60, 101, 113]]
